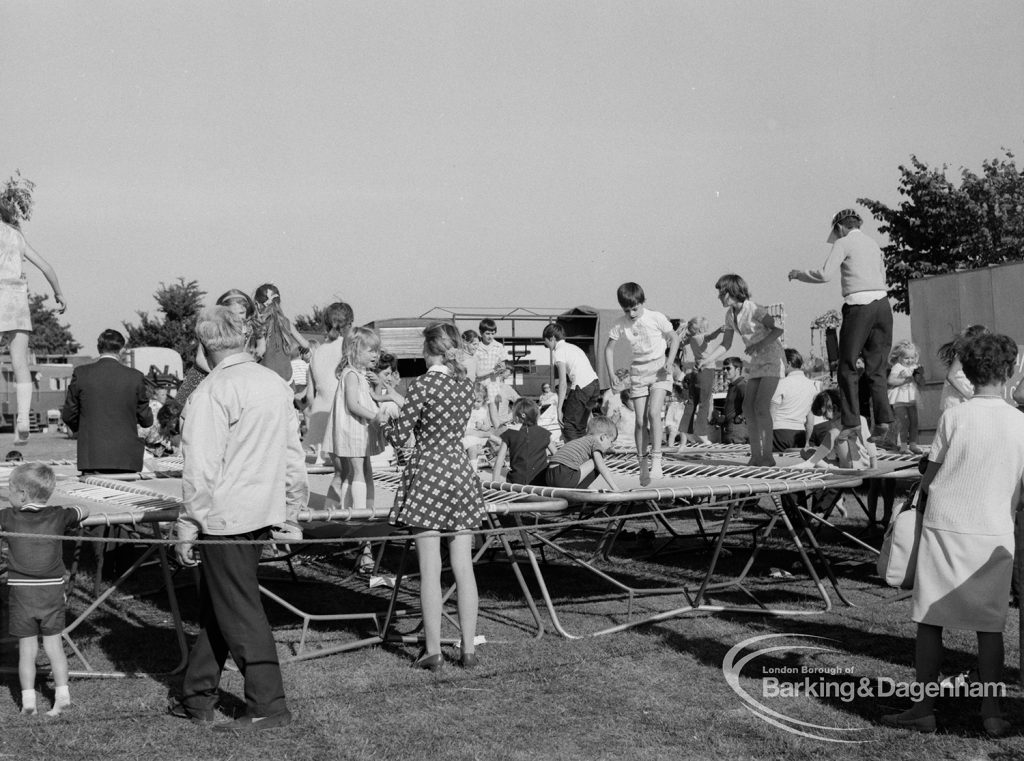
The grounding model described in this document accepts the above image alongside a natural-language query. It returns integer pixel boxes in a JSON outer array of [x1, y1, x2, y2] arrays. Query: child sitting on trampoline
[[792, 388, 877, 471], [544, 415, 620, 490], [0, 463, 83, 715], [491, 398, 557, 485]]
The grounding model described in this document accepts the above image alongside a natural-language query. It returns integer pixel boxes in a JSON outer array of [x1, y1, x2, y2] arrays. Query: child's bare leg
[[894, 405, 910, 449], [632, 394, 651, 484], [647, 387, 667, 457], [907, 406, 921, 450], [631, 395, 648, 454], [361, 456, 375, 516], [325, 455, 352, 510], [415, 533, 443, 656], [648, 387, 668, 478], [18, 637, 38, 714], [9, 332, 32, 441], [41, 635, 70, 716], [448, 533, 479, 656]]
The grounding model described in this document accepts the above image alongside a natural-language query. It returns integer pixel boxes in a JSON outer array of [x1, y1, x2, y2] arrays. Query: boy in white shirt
[[542, 322, 600, 442], [603, 282, 682, 484]]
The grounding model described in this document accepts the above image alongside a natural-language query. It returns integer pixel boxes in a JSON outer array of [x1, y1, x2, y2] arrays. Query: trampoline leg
[[774, 498, 834, 611], [156, 542, 190, 675], [485, 516, 545, 639], [513, 518, 581, 639]]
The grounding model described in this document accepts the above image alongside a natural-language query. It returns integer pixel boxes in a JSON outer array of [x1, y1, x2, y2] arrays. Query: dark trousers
[[182, 529, 287, 718], [561, 379, 600, 441], [772, 429, 806, 452], [838, 298, 894, 428]]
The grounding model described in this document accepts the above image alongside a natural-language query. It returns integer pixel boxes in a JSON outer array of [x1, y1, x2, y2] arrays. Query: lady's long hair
[[423, 322, 466, 379], [937, 324, 987, 367], [254, 283, 299, 355], [323, 302, 354, 342]]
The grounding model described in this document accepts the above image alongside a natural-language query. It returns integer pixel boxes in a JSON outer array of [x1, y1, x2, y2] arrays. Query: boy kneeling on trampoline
[[545, 415, 621, 490], [0, 463, 83, 716]]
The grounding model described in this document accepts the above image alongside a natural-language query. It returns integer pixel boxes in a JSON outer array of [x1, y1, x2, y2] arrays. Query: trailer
[[909, 260, 1024, 435]]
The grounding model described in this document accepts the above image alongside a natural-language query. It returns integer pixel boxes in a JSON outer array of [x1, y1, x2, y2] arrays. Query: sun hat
[[827, 208, 863, 243]]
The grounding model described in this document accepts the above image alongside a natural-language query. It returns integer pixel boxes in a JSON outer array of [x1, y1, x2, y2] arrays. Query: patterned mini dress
[[386, 365, 484, 531]]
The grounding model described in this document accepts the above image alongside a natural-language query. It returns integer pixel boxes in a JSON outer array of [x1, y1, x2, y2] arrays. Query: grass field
[[2, 434, 1023, 760]]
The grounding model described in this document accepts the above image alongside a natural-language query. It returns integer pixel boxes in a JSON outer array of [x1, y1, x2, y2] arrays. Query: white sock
[[15, 383, 32, 425], [46, 685, 70, 716], [22, 689, 36, 710]]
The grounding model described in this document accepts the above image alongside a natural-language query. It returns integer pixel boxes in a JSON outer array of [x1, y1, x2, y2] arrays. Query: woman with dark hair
[[883, 333, 1024, 737], [937, 324, 988, 411]]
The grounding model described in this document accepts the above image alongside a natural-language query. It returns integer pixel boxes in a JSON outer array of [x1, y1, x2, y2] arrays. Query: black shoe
[[212, 711, 293, 733], [412, 653, 443, 671], [167, 698, 216, 723], [459, 651, 479, 669]]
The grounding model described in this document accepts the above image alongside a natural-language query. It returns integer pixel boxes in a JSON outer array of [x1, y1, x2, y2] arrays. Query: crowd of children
[[5, 194, 1022, 725]]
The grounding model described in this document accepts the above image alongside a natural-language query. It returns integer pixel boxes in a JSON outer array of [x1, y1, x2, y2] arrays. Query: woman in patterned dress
[[386, 322, 485, 670]]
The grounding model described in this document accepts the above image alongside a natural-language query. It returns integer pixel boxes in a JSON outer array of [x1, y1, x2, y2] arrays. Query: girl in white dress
[[304, 302, 353, 462], [322, 327, 387, 514], [0, 176, 66, 445], [883, 333, 1024, 737]]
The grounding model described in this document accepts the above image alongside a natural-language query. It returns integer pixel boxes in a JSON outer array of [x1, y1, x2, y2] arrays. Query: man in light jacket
[[171, 306, 308, 732]]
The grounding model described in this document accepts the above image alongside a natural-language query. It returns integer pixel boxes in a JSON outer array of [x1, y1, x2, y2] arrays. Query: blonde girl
[[887, 340, 924, 453], [0, 175, 66, 445], [322, 327, 385, 514], [253, 283, 310, 382]]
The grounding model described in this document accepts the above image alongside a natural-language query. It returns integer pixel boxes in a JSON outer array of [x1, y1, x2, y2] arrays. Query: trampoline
[[27, 473, 568, 672]]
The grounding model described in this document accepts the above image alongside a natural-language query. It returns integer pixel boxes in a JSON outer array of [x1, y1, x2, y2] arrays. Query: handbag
[[877, 484, 925, 589]]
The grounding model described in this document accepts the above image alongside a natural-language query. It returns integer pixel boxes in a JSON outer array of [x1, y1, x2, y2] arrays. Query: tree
[[123, 278, 206, 366], [293, 304, 327, 335], [858, 150, 1024, 313], [27, 293, 80, 355]]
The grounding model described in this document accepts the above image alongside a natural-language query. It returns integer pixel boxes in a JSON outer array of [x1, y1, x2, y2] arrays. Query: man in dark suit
[[61, 329, 153, 474]]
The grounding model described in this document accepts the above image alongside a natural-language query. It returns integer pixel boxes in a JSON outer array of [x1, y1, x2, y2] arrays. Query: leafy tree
[[293, 304, 327, 335], [27, 293, 80, 355], [123, 278, 206, 366], [858, 150, 1024, 313]]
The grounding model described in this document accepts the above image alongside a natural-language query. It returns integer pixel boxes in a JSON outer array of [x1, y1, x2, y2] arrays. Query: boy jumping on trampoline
[[0, 463, 83, 716], [604, 282, 682, 485]]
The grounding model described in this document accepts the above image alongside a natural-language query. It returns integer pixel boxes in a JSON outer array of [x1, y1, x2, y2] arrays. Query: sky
[[2, 0, 1022, 359]]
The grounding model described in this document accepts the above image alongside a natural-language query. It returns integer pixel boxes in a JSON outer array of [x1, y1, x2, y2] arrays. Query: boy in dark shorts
[[545, 415, 620, 490], [0, 463, 83, 715]]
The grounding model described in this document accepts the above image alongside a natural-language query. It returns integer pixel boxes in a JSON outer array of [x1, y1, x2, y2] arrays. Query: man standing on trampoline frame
[[171, 305, 308, 732], [789, 208, 894, 439]]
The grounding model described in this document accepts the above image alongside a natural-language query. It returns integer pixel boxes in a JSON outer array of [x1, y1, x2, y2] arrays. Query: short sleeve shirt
[[549, 434, 599, 470], [551, 340, 598, 389], [608, 309, 673, 366]]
